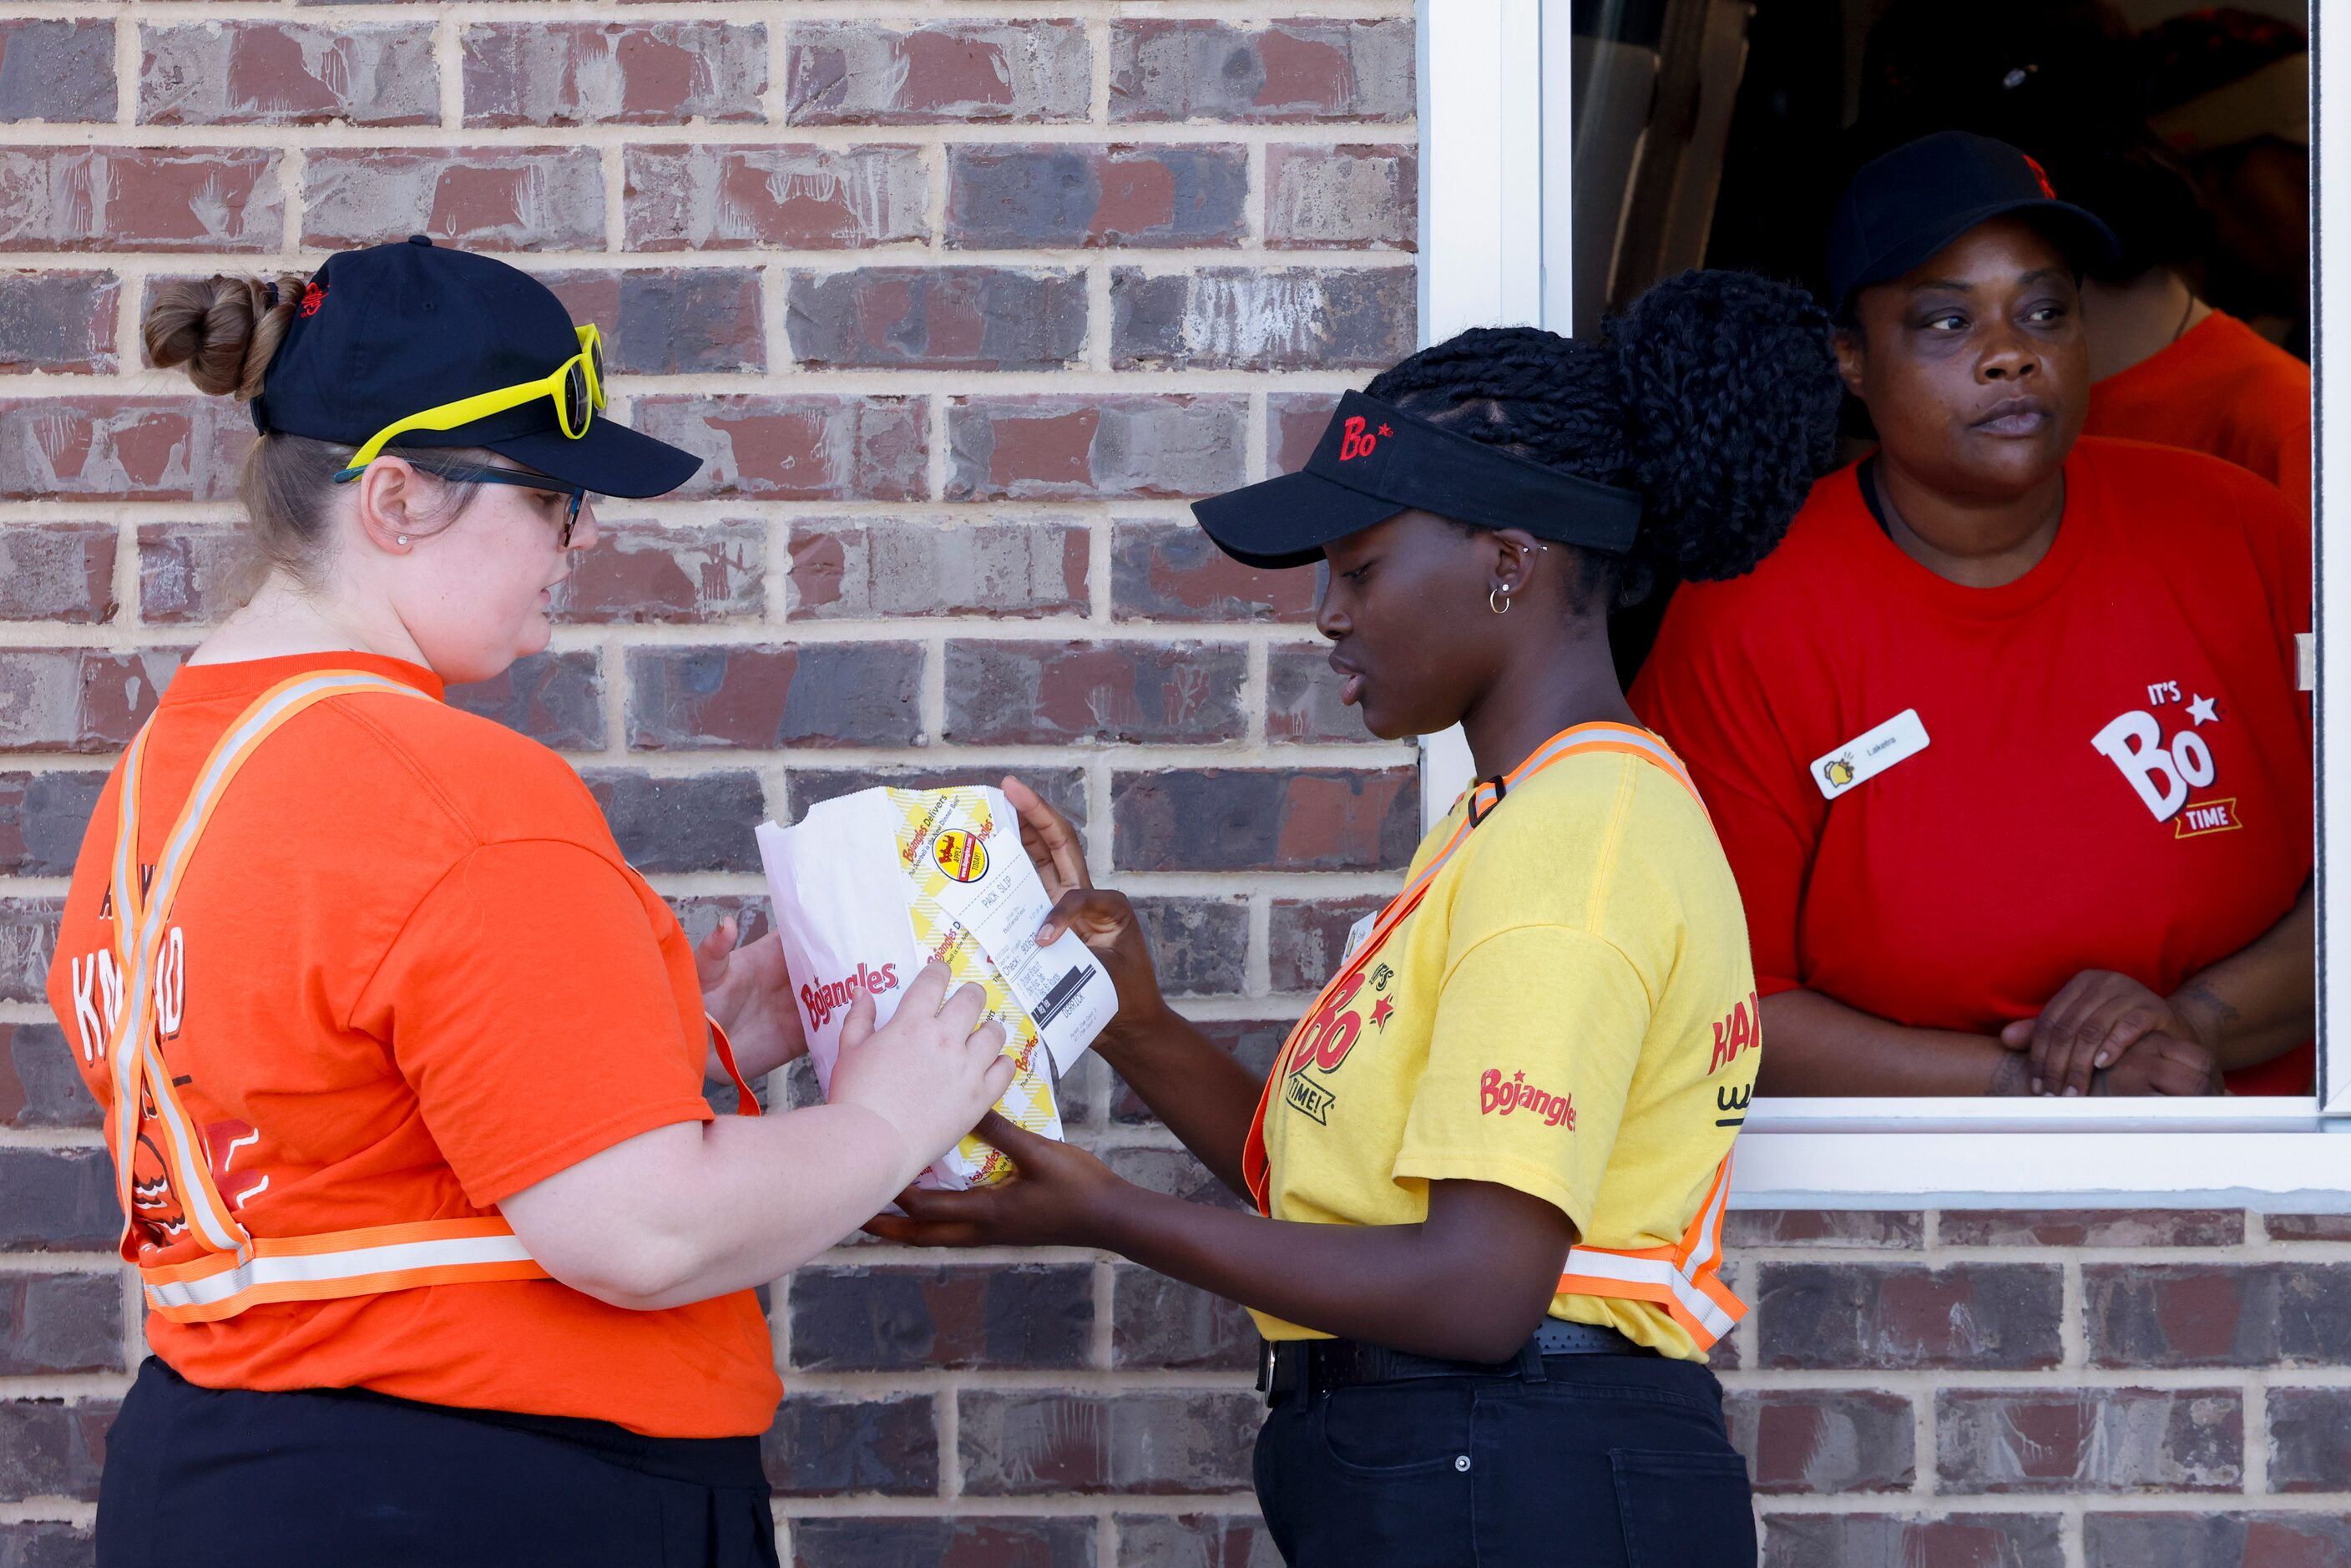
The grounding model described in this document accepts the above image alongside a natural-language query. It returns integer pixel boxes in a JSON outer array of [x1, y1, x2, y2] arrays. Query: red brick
[[0, 524, 114, 623], [1723, 1210, 1926, 1248], [0, 398, 249, 501], [0, 148, 283, 251], [1267, 144, 1419, 250], [626, 644, 923, 751], [463, 22, 764, 128], [1106, 1146, 1246, 1211], [1110, 1266, 1256, 1371], [1112, 266, 1415, 372], [0, 1147, 116, 1249], [1130, 897, 1250, 997], [0, 1399, 112, 1503], [947, 144, 1248, 250], [788, 1263, 1092, 1372], [303, 148, 604, 251], [1267, 641, 1368, 742], [1757, 1262, 2062, 1369], [786, 21, 1091, 125], [0, 1022, 99, 1129], [1762, 1514, 2065, 1568], [1268, 394, 1340, 479], [1112, 767, 1418, 873], [2268, 1385, 2351, 1491], [1111, 518, 1319, 624], [443, 650, 605, 751], [141, 22, 437, 125], [944, 640, 1246, 746], [554, 518, 762, 625], [762, 1393, 937, 1498], [788, 519, 1086, 621], [957, 1390, 1261, 1495], [948, 396, 1246, 502], [0, 1521, 90, 1564], [791, 1518, 1096, 1568], [787, 267, 1087, 372], [631, 395, 926, 502], [580, 768, 764, 874], [624, 144, 928, 251], [1725, 1389, 1914, 1494], [0, 649, 180, 752], [1111, 1019, 1285, 1125], [0, 20, 114, 123], [1269, 895, 1386, 992], [2085, 1262, 2351, 1368], [0, 1272, 119, 1377], [0, 271, 117, 373], [1110, 20, 1415, 122], [1940, 1209, 2246, 1247], [1117, 1515, 1279, 1565], [2264, 1212, 2351, 1241], [2085, 1514, 2351, 1568], [541, 269, 766, 376], [137, 523, 250, 625], [0, 899, 63, 1007], [1936, 1388, 2241, 1493]]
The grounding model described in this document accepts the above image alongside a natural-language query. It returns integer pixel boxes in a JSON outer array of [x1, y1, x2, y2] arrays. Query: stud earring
[[397, 535, 409, 546]]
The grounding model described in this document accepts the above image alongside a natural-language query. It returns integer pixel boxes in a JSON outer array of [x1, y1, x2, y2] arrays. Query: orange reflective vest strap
[[140, 1218, 547, 1324], [707, 1014, 761, 1115], [102, 670, 553, 1321], [1555, 1153, 1744, 1352]]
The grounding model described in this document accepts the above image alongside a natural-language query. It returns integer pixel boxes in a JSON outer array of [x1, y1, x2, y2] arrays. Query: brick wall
[[0, 9, 2343, 1568]]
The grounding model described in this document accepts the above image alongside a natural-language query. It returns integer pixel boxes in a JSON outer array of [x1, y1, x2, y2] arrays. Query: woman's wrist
[[1094, 998, 1185, 1063], [2165, 981, 2236, 1055]]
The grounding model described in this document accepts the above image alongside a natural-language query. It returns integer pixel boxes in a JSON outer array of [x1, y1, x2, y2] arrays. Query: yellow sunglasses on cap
[[332, 324, 605, 483]]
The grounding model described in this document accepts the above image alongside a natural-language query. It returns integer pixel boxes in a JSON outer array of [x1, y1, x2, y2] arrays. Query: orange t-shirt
[[44, 652, 780, 1437], [2084, 310, 2311, 517]]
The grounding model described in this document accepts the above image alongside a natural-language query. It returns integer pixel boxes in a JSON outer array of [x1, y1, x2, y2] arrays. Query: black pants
[[98, 1358, 778, 1568], [1252, 1353, 1755, 1567]]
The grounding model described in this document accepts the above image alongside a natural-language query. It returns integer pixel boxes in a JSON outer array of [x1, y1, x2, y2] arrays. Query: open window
[[1416, 0, 2351, 1204]]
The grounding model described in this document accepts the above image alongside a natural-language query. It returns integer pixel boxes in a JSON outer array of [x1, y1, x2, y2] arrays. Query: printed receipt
[[923, 827, 1115, 1077]]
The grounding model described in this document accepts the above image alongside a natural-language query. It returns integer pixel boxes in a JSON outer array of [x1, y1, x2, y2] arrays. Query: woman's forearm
[[2171, 880, 2314, 1070], [1095, 1003, 1267, 1198], [1760, 988, 2027, 1095], [1090, 1184, 1568, 1363]]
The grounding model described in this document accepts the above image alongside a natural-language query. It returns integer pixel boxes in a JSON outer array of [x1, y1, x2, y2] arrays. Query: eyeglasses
[[402, 459, 592, 548], [331, 324, 605, 483]]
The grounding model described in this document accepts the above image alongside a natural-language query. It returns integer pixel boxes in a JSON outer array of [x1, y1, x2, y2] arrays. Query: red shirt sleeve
[[356, 838, 715, 1206], [1631, 588, 1829, 997], [2226, 463, 2314, 746]]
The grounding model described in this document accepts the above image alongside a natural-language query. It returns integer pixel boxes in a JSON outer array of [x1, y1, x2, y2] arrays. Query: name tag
[[1338, 909, 1379, 969], [1812, 709, 1930, 800]]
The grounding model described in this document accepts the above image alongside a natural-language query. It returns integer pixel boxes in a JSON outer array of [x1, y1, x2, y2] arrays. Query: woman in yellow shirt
[[873, 271, 1840, 1567]]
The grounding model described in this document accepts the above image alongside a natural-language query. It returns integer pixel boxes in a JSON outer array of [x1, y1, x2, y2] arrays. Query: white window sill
[[1732, 1098, 2351, 1209]]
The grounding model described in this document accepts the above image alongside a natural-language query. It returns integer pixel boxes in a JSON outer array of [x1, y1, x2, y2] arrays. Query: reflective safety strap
[[708, 1014, 762, 1116], [102, 671, 553, 1326], [1556, 1155, 1745, 1350], [141, 1218, 549, 1324]]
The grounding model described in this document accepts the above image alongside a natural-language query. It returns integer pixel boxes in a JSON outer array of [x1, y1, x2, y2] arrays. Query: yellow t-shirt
[[1251, 732, 1760, 1361]]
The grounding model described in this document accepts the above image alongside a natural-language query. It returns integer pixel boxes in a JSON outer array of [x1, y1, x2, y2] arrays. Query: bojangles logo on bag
[[800, 961, 901, 1029]]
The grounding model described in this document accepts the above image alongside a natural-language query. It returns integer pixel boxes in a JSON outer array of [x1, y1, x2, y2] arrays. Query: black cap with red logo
[[1825, 130, 2118, 314], [1191, 390, 1645, 569]]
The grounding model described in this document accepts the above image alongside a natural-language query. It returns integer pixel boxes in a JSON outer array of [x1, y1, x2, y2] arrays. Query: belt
[[1256, 1318, 1660, 1403]]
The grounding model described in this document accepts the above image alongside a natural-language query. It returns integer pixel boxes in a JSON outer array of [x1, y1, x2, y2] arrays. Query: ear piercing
[[1490, 587, 1512, 615], [397, 535, 409, 546]]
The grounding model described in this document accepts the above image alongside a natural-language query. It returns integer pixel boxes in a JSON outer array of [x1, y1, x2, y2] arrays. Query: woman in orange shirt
[[48, 238, 1011, 1567]]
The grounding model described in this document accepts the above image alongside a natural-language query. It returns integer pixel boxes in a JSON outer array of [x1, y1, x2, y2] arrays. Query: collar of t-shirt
[[1842, 451, 2096, 623], [159, 650, 446, 712]]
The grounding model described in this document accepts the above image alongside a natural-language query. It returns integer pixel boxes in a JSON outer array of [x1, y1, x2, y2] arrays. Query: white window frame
[[1416, 0, 2351, 1207]]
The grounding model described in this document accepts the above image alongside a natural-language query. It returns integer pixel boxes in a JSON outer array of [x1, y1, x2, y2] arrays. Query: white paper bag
[[756, 786, 1115, 1189]]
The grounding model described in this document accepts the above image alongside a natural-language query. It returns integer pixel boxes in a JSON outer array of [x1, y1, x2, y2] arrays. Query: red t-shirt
[[44, 652, 781, 1436], [2083, 310, 2311, 518], [1631, 439, 2313, 1094]]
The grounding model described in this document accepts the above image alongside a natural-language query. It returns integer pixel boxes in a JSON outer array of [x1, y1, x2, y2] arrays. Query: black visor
[[1191, 392, 1644, 569]]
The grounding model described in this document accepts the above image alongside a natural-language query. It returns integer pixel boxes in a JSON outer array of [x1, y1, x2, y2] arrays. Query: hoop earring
[[1489, 587, 1511, 615]]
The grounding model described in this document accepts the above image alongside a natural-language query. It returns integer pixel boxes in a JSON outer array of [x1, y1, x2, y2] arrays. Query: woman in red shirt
[[49, 239, 1011, 1566], [1634, 133, 2313, 1098]]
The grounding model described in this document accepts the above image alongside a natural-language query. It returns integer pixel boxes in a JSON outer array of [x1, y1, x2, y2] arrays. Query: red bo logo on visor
[[1337, 417, 1394, 461]]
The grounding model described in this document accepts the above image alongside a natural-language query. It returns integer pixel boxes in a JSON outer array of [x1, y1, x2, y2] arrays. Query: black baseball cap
[[1825, 131, 2118, 313], [254, 235, 698, 498], [1192, 391, 1644, 569]]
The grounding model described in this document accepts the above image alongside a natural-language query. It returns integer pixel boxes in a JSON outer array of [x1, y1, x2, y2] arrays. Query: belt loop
[[1515, 1337, 1547, 1383]]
